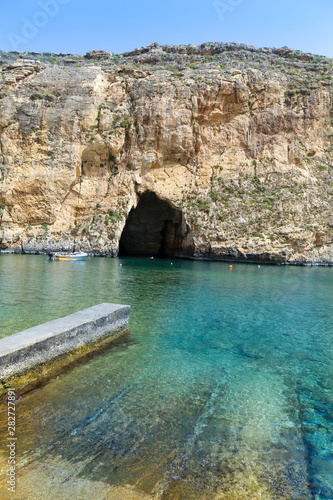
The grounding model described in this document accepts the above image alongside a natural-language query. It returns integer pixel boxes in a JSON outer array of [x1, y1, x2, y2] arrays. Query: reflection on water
[[0, 255, 333, 498]]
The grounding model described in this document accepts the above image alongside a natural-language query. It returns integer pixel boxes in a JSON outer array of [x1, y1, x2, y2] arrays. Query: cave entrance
[[119, 191, 194, 258]]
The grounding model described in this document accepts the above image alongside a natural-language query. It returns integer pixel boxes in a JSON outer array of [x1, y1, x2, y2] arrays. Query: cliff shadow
[[119, 191, 194, 258]]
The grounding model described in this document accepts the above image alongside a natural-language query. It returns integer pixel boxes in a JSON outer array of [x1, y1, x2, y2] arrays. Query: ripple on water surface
[[0, 255, 333, 499]]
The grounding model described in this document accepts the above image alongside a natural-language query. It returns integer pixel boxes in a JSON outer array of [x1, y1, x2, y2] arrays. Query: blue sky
[[1, 0, 333, 57]]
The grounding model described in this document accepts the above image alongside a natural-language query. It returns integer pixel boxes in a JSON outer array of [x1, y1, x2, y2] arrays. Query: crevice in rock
[[119, 190, 194, 258]]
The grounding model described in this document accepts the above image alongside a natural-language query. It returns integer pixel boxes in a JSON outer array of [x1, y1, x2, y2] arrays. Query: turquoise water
[[0, 255, 333, 498]]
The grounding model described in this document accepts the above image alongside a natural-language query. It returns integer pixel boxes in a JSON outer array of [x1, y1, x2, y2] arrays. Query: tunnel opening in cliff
[[119, 191, 194, 258]]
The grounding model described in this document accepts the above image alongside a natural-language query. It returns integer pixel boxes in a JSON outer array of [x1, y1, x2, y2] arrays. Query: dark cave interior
[[119, 191, 194, 258]]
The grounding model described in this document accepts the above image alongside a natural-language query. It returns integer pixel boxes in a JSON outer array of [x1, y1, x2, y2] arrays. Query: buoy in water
[[258, 265, 260, 268], [229, 265, 233, 269]]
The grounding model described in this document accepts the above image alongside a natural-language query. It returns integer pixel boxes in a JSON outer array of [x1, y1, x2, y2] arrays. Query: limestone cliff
[[1, 42, 333, 264]]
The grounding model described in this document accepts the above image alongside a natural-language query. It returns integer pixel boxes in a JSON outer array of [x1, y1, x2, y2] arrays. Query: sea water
[[0, 255, 332, 498]]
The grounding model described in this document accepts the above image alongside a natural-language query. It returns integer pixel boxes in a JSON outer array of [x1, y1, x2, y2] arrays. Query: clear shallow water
[[0, 255, 333, 498]]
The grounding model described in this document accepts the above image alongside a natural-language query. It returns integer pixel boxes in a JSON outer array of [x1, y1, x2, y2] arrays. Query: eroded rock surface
[[0, 42, 333, 263]]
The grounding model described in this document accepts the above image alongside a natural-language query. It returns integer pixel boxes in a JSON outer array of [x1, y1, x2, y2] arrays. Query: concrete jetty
[[0, 303, 130, 396]]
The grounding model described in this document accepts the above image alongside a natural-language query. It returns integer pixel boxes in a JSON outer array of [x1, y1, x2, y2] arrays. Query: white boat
[[49, 251, 88, 261]]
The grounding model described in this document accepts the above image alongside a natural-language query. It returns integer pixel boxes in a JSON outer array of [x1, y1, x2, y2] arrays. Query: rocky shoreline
[[1, 247, 333, 267]]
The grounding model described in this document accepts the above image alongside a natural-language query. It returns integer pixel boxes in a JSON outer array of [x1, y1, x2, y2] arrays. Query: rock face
[[0, 42, 333, 264]]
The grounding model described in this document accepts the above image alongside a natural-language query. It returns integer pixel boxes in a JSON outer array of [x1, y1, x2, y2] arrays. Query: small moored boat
[[49, 251, 88, 261]]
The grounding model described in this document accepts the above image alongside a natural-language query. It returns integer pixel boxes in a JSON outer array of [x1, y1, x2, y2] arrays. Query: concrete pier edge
[[0, 303, 130, 398]]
